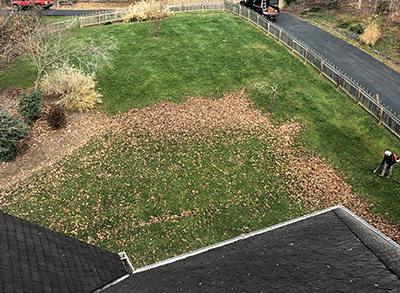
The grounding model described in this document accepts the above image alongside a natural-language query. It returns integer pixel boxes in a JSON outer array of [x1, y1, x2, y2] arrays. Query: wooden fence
[[50, 1, 400, 139]]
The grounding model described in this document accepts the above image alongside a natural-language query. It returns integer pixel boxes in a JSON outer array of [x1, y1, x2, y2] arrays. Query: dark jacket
[[383, 153, 399, 166]]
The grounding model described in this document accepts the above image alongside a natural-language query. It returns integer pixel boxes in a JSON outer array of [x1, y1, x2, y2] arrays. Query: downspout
[[118, 251, 135, 275]]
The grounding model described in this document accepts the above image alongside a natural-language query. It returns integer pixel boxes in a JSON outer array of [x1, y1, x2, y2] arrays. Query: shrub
[[123, 0, 170, 23], [349, 23, 364, 35], [309, 6, 321, 12], [47, 106, 68, 129], [0, 106, 27, 162], [17, 90, 43, 124], [376, 0, 389, 14], [328, 0, 339, 9], [388, 10, 400, 24], [336, 19, 352, 29], [39, 66, 102, 112], [300, 6, 321, 17], [360, 22, 381, 46]]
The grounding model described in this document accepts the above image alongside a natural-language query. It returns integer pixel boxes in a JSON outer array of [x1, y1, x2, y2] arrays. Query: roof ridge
[[334, 206, 400, 278]]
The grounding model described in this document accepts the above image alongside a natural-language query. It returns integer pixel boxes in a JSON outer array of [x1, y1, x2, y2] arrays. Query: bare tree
[[148, 1, 167, 38], [254, 68, 281, 114], [0, 11, 41, 70], [255, 83, 279, 114], [21, 24, 118, 89]]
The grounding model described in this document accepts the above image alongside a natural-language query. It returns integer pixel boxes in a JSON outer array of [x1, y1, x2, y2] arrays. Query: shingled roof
[[102, 206, 400, 292], [0, 210, 128, 293]]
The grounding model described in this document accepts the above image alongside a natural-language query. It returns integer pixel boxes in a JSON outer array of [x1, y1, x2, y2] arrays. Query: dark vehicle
[[239, 0, 280, 21], [11, 0, 53, 11]]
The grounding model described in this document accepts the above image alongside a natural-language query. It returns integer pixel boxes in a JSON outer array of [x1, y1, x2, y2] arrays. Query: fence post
[[357, 88, 361, 105], [257, 14, 259, 28], [320, 60, 324, 76], [267, 21, 270, 35], [304, 48, 308, 64], [279, 29, 281, 44], [376, 94, 383, 124], [182, 2, 184, 13], [336, 74, 340, 89], [378, 105, 383, 124]]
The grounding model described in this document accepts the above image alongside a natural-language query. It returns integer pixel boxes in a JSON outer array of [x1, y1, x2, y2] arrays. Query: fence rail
[[49, 1, 400, 139]]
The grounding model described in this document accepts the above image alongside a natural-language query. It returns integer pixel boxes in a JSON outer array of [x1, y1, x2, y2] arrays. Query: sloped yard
[[1, 90, 399, 267], [1, 11, 400, 266]]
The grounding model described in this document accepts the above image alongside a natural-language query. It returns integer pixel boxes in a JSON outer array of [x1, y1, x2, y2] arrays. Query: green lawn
[[1, 11, 400, 267]]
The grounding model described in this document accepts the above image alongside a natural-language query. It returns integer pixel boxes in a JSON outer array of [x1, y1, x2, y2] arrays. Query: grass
[[1, 11, 400, 266], [70, 12, 293, 114], [0, 56, 36, 89]]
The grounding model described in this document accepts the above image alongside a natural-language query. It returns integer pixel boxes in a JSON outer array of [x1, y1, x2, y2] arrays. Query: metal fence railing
[[49, 1, 400, 139], [225, 2, 400, 139]]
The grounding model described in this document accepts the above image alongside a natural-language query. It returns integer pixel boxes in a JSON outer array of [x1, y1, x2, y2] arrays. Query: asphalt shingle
[[0, 210, 128, 293], [104, 207, 400, 292]]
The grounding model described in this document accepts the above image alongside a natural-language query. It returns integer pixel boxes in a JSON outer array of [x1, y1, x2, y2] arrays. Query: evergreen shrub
[[0, 106, 27, 162], [18, 90, 43, 124]]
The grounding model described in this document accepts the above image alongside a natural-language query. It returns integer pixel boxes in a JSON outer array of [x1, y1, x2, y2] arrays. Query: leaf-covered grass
[[1, 129, 306, 267], [1, 11, 400, 266]]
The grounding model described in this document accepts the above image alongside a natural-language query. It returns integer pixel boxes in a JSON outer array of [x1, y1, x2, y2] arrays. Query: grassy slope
[[1, 11, 400, 265], [78, 12, 292, 114]]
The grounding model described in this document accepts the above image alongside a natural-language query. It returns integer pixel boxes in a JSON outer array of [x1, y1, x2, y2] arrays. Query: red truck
[[12, 0, 53, 11]]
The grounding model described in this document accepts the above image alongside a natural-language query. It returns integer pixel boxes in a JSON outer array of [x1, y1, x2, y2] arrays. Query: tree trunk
[[268, 90, 276, 114]]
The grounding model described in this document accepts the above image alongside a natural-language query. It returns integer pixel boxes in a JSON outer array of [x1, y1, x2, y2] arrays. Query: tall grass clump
[[123, 0, 170, 23], [39, 66, 102, 111], [360, 21, 381, 46]]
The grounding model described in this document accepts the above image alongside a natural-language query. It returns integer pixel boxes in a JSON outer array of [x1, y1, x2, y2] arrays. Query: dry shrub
[[47, 106, 68, 129], [360, 22, 381, 46], [388, 10, 400, 24], [123, 0, 170, 23], [39, 66, 102, 112]]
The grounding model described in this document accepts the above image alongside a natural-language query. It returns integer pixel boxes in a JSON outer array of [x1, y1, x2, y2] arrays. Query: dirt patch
[[53, 2, 131, 10], [52, 0, 222, 10], [0, 89, 114, 188]]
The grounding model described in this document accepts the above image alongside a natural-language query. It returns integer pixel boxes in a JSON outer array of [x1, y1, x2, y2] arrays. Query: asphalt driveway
[[276, 13, 400, 116]]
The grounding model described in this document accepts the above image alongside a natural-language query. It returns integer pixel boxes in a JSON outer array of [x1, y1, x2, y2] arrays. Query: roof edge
[[133, 205, 343, 275]]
